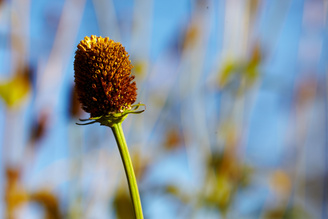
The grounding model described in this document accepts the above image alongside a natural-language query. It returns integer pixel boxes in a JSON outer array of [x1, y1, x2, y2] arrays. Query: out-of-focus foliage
[[5, 167, 60, 219], [113, 187, 134, 219], [30, 191, 61, 219], [0, 0, 326, 218], [0, 67, 31, 108], [218, 43, 262, 91], [5, 168, 28, 219]]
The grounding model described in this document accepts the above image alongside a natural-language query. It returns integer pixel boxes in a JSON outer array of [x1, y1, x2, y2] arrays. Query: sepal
[[76, 103, 145, 127]]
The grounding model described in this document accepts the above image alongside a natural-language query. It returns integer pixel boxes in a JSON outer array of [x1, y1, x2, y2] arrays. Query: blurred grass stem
[[111, 123, 143, 219]]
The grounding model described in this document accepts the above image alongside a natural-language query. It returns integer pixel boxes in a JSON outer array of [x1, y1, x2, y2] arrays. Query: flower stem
[[111, 123, 143, 219]]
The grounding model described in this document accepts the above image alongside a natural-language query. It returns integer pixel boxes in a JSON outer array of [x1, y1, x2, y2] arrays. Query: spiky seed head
[[74, 35, 137, 117]]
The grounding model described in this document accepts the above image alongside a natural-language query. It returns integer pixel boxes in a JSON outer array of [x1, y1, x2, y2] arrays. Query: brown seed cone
[[74, 35, 137, 117]]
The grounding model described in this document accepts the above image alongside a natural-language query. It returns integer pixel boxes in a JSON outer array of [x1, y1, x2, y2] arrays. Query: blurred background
[[0, 0, 327, 218]]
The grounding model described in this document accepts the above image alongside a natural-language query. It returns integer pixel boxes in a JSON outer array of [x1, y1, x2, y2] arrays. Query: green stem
[[111, 123, 143, 219]]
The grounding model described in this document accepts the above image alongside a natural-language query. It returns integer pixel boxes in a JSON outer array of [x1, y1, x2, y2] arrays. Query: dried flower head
[[74, 35, 137, 117]]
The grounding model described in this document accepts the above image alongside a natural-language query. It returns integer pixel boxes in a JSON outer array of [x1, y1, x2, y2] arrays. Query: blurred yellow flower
[[270, 170, 291, 197], [0, 70, 31, 108]]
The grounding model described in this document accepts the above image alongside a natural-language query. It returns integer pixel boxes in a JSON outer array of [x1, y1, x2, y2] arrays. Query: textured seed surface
[[74, 35, 137, 117]]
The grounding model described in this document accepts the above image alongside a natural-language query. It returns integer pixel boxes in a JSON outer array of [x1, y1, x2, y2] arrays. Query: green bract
[[76, 103, 145, 127]]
